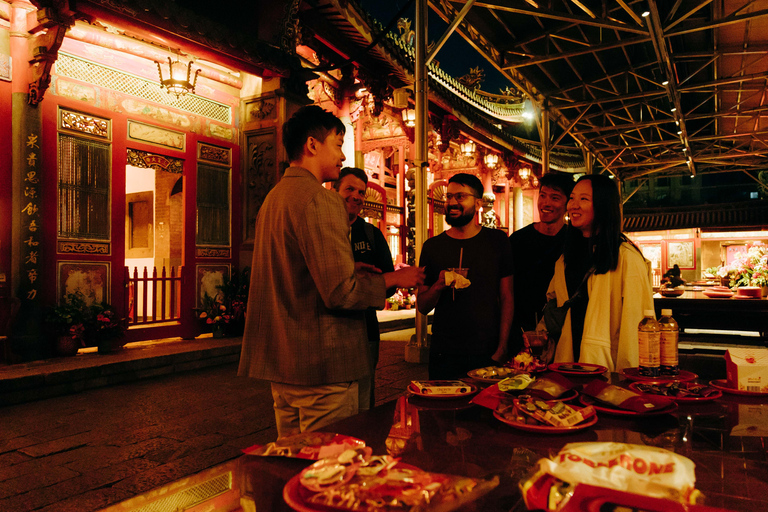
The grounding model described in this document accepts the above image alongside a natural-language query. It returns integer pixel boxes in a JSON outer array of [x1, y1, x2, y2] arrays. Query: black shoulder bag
[[542, 267, 595, 343]]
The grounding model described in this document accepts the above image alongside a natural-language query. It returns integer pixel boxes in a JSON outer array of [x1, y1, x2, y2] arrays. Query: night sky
[[358, 0, 509, 94]]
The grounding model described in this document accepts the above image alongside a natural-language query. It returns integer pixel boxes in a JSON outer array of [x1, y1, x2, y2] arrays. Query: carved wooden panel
[[244, 129, 277, 243]]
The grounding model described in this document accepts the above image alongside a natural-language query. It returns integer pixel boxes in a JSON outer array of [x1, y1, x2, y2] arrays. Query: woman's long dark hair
[[564, 174, 627, 274]]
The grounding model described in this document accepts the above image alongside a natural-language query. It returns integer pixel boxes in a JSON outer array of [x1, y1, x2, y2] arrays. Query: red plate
[[628, 381, 722, 402], [579, 394, 678, 416], [709, 379, 768, 397], [548, 362, 608, 376], [493, 409, 598, 434], [732, 294, 760, 299], [702, 290, 733, 298], [621, 368, 697, 382], [284, 462, 422, 512], [406, 382, 479, 399]]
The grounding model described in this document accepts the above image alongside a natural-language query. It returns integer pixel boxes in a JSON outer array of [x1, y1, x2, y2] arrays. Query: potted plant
[[83, 302, 127, 354], [45, 293, 88, 357], [196, 292, 231, 338], [217, 267, 249, 336]]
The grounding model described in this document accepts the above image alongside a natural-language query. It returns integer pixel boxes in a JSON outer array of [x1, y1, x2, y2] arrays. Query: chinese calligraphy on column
[[21, 132, 41, 302]]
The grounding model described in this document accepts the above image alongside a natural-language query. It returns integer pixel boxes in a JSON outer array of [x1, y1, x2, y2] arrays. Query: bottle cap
[[661, 309, 672, 316], [643, 309, 655, 317]]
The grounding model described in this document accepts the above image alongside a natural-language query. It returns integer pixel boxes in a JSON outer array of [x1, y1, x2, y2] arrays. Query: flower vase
[[97, 335, 125, 354], [54, 335, 80, 357], [762, 286, 768, 298], [97, 338, 114, 354], [212, 325, 225, 338]]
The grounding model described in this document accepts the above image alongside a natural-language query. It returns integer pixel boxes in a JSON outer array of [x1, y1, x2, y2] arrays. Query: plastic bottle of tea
[[659, 309, 679, 375], [638, 310, 660, 377]]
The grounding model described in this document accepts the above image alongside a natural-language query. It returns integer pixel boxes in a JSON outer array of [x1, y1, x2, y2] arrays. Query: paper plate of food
[[548, 362, 608, 376], [621, 367, 698, 382], [407, 380, 479, 399], [579, 394, 678, 417], [658, 286, 685, 297], [467, 365, 520, 385], [494, 397, 597, 434], [628, 380, 722, 402], [579, 381, 679, 417], [507, 351, 549, 373], [284, 454, 499, 512], [241, 432, 366, 459], [709, 379, 768, 397]]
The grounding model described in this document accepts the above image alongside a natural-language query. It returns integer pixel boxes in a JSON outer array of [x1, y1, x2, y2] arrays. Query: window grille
[[58, 134, 110, 240], [56, 53, 232, 124], [196, 164, 230, 245]]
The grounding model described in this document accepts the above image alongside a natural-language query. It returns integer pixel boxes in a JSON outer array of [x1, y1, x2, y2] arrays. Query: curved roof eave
[[327, 0, 586, 171]]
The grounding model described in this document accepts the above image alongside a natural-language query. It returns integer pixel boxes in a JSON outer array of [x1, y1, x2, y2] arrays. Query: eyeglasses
[[445, 193, 478, 202]]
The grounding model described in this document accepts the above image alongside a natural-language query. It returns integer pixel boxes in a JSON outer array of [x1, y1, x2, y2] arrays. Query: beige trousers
[[271, 381, 359, 438]]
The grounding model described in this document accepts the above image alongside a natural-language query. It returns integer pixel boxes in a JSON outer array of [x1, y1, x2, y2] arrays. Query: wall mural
[[58, 262, 110, 305]]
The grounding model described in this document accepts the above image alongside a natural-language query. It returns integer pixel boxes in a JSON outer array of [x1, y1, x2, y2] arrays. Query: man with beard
[[416, 173, 514, 379], [333, 167, 402, 410], [508, 172, 574, 357]]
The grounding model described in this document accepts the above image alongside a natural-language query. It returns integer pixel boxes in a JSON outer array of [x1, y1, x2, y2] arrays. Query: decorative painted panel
[[59, 108, 111, 139], [244, 129, 277, 243], [196, 247, 231, 258], [58, 241, 110, 255], [198, 143, 231, 166], [58, 261, 110, 304], [128, 121, 185, 150], [196, 264, 230, 307], [127, 148, 184, 174]]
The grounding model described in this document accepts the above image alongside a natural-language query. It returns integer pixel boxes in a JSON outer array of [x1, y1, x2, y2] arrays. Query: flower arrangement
[[86, 303, 126, 342], [216, 267, 249, 335], [45, 293, 126, 353], [715, 243, 768, 288], [46, 292, 88, 346], [197, 292, 231, 327]]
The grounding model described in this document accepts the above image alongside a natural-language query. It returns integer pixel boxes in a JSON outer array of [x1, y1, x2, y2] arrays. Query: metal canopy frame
[[427, 0, 768, 181]]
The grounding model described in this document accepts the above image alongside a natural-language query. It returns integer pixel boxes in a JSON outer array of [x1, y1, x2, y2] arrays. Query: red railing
[[124, 266, 182, 325]]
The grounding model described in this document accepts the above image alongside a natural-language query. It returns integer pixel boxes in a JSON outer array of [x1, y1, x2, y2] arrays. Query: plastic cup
[[523, 331, 548, 358]]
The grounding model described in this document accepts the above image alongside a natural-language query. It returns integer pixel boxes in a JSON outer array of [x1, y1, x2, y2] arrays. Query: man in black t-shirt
[[417, 173, 514, 380], [334, 168, 397, 409], [509, 172, 574, 356]]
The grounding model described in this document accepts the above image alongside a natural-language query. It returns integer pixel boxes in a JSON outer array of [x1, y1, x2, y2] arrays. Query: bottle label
[[660, 331, 678, 366], [638, 331, 660, 367]]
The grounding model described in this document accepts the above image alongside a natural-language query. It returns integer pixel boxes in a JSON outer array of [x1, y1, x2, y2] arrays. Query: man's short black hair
[[333, 167, 368, 191], [282, 105, 346, 162], [539, 172, 575, 198], [448, 173, 483, 198]]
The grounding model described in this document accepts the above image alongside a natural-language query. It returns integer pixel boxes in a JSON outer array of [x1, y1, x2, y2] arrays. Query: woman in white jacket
[[546, 174, 654, 372]]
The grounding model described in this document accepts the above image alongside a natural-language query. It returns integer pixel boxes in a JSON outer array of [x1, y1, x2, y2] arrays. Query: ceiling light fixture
[[484, 153, 499, 169], [671, 107, 677, 112], [401, 108, 416, 127], [662, 80, 669, 86], [460, 140, 476, 157], [156, 56, 200, 98], [642, 11, 650, 17]]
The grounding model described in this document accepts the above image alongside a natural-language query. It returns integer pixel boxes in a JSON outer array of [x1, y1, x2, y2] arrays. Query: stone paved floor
[[0, 329, 427, 512]]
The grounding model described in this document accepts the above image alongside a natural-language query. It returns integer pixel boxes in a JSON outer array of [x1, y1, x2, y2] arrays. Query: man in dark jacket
[[334, 167, 397, 410]]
